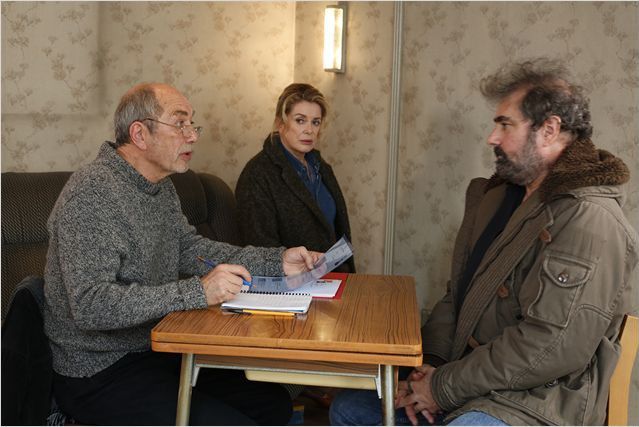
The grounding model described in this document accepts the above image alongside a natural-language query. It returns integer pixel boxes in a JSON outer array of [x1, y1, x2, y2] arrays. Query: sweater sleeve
[[53, 192, 208, 331], [175, 212, 286, 278], [156, 177, 285, 277]]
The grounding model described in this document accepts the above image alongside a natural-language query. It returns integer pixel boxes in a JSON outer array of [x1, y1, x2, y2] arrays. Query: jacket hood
[[487, 138, 630, 202]]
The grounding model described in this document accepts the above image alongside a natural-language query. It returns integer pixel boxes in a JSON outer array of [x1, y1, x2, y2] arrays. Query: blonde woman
[[236, 83, 355, 273]]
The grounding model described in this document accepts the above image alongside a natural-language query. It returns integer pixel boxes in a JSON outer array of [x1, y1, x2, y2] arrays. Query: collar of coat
[[262, 133, 323, 168], [485, 138, 630, 202]]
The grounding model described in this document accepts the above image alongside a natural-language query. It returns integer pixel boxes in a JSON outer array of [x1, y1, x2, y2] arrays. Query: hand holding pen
[[197, 256, 252, 306], [197, 257, 252, 287]]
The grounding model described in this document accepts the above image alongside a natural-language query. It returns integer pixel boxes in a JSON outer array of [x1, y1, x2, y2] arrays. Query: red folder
[[318, 272, 348, 300]]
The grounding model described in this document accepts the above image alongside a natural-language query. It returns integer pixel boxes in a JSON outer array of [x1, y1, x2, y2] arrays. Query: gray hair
[[113, 83, 164, 147], [480, 58, 593, 142]]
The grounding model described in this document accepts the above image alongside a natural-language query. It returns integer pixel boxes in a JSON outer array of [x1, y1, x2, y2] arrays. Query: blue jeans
[[447, 411, 508, 425], [329, 389, 415, 426], [329, 389, 508, 426]]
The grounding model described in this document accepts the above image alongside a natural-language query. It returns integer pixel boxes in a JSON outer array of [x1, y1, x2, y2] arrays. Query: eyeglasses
[[142, 118, 203, 139]]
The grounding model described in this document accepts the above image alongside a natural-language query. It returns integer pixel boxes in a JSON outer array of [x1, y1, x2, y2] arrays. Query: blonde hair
[[273, 83, 328, 132]]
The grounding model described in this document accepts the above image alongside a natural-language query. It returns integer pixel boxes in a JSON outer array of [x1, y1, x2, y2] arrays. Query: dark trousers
[[53, 351, 292, 425]]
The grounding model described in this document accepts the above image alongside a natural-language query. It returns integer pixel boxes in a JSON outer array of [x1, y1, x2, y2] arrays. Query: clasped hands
[[201, 246, 321, 305], [395, 365, 442, 426]]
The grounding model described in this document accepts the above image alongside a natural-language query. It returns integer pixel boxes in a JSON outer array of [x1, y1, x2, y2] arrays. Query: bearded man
[[329, 58, 638, 426]]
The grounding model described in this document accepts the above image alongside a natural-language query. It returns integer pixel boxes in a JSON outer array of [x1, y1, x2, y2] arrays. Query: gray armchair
[[1, 169, 242, 425], [1, 169, 242, 320]]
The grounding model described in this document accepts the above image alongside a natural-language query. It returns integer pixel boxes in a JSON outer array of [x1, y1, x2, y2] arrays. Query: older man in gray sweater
[[43, 83, 320, 425]]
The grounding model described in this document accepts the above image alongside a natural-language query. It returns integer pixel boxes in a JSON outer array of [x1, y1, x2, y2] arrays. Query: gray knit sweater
[[43, 142, 285, 377]]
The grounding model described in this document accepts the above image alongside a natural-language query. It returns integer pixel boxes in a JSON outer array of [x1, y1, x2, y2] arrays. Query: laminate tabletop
[[152, 274, 422, 366]]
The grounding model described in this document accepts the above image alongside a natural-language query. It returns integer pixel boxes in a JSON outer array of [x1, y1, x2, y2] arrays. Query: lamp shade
[[323, 5, 346, 73]]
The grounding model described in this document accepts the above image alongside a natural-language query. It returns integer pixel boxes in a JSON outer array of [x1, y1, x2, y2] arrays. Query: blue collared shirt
[[280, 142, 336, 231]]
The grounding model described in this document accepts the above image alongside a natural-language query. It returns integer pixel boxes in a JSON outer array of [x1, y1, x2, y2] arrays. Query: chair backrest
[[1, 169, 242, 321], [608, 314, 639, 426], [1, 172, 72, 321], [169, 171, 242, 247]]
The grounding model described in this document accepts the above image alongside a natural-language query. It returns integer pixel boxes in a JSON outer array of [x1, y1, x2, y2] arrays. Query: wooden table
[[151, 274, 423, 425]]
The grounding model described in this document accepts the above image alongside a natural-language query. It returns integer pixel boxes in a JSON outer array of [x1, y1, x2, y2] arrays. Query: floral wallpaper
[[2, 2, 638, 315], [394, 1, 639, 311], [293, 1, 395, 273], [1, 1, 296, 186]]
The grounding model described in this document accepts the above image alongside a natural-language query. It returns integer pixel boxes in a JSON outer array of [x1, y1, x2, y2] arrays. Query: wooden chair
[[608, 314, 638, 426]]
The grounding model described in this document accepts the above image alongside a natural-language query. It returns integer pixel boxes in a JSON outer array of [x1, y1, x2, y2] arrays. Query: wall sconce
[[323, 4, 347, 73]]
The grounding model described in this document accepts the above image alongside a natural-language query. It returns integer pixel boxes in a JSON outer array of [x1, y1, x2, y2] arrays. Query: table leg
[[381, 364, 395, 426], [176, 353, 195, 426]]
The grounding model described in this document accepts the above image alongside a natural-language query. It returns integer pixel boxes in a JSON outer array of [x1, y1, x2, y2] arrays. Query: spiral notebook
[[221, 291, 312, 314]]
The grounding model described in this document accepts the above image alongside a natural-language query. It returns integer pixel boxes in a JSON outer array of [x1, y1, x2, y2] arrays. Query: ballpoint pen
[[197, 256, 252, 287]]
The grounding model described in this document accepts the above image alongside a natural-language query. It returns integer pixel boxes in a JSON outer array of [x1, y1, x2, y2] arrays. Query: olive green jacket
[[423, 139, 638, 425]]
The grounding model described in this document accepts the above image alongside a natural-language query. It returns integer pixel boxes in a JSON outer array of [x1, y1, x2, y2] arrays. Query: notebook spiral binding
[[240, 290, 311, 296]]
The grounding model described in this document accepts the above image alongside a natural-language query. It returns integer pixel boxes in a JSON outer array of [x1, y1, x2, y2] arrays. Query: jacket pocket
[[528, 252, 594, 328], [489, 389, 559, 425], [489, 348, 608, 426]]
